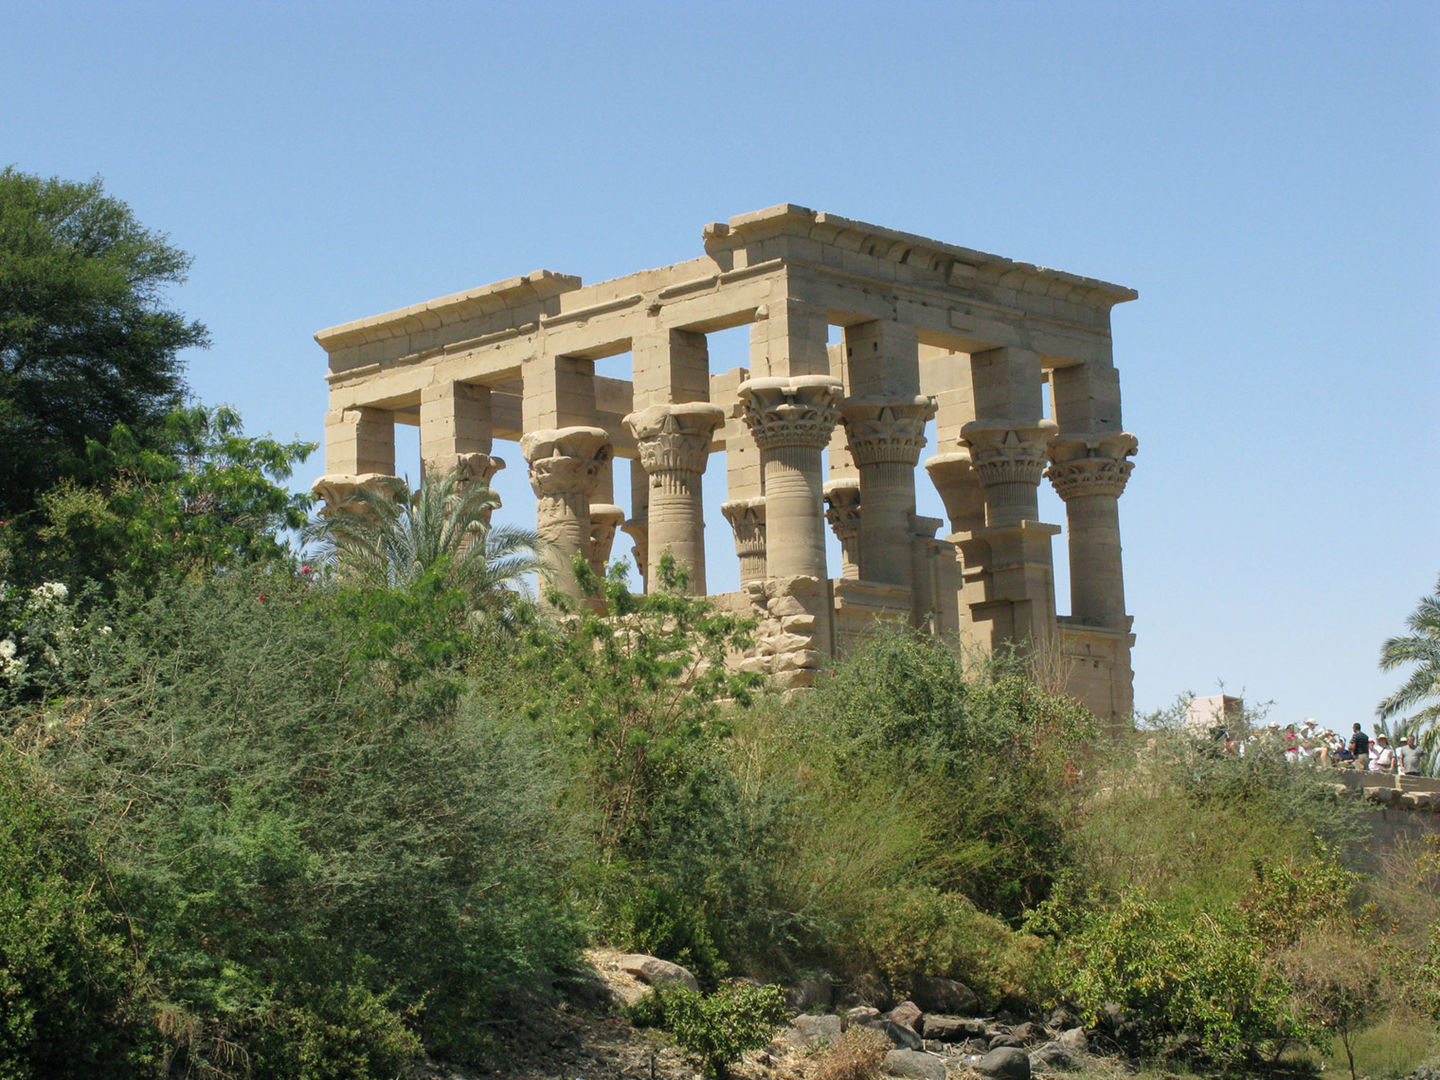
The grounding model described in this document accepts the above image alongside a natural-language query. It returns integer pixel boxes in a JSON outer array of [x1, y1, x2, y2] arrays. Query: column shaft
[[737, 376, 843, 583], [624, 403, 723, 595], [764, 442, 827, 579]]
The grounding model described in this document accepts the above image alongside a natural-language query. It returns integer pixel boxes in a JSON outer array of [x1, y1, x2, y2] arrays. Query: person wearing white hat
[[1372, 734, 1395, 774]]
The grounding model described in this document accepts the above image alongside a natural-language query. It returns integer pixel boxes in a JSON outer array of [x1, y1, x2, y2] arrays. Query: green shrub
[[854, 883, 1051, 1011], [8, 567, 584, 1074], [794, 629, 1094, 922], [1061, 889, 1314, 1064], [0, 745, 154, 1079], [628, 982, 788, 1078]]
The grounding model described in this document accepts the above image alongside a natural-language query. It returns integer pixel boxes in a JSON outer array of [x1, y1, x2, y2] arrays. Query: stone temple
[[312, 205, 1139, 724]]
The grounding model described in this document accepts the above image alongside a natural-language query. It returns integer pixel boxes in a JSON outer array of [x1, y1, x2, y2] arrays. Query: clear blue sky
[[5, 0, 1437, 729]]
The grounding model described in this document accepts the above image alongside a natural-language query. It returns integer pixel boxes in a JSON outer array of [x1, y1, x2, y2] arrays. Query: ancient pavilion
[[312, 205, 1138, 723]]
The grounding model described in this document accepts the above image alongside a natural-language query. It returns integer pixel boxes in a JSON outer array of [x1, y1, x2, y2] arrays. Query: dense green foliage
[[0, 168, 207, 519], [628, 982, 788, 1078]]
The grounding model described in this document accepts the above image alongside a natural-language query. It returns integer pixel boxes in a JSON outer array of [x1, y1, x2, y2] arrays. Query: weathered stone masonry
[[313, 205, 1139, 724]]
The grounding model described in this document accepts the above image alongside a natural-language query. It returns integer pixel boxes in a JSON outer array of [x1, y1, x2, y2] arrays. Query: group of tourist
[[1278, 721, 1427, 775], [1212, 720, 1429, 776]]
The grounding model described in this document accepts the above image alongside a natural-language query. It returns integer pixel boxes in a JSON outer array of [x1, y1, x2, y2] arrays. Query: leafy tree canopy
[[0, 167, 208, 517]]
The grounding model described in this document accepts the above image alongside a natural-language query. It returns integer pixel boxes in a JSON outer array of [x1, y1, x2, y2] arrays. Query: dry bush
[[808, 1027, 891, 1080]]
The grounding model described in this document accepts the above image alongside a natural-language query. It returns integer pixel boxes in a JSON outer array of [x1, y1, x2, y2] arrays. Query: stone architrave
[[842, 396, 935, 585], [822, 479, 862, 580], [720, 498, 767, 585], [520, 426, 611, 601], [737, 376, 843, 580], [588, 503, 626, 579], [624, 402, 725, 594], [1046, 432, 1137, 630]]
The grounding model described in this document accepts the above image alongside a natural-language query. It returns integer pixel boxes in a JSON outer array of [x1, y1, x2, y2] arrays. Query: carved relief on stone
[[822, 479, 862, 578], [840, 396, 936, 467], [587, 504, 626, 576], [1045, 433, 1138, 501], [959, 420, 1058, 489], [311, 473, 405, 520], [520, 427, 611, 499], [721, 497, 767, 581], [737, 375, 843, 451], [623, 403, 725, 481], [452, 451, 505, 489]]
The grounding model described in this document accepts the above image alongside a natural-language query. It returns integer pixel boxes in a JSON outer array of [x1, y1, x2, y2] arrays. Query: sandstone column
[[721, 498, 767, 586], [588, 504, 626, 579], [623, 403, 724, 594], [960, 418, 1061, 642], [737, 376, 843, 580], [520, 426, 611, 602], [622, 464, 650, 592], [822, 479, 861, 580], [1046, 432, 1137, 629], [841, 396, 935, 585]]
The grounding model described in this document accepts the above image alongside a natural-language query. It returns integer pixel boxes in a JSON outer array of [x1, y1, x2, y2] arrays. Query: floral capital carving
[[721, 498, 767, 558], [1046, 432, 1138, 500], [822, 479, 862, 541], [737, 376, 843, 451], [959, 420, 1057, 489], [841, 396, 936, 467], [624, 403, 724, 479], [520, 426, 611, 499]]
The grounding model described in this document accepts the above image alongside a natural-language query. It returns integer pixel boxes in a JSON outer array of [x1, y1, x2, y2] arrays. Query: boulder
[[863, 1019, 923, 1051], [1009, 1022, 1040, 1044], [977, 1046, 1031, 1080], [885, 1000, 924, 1031], [922, 1016, 987, 1041], [786, 1013, 845, 1048], [988, 1033, 1023, 1050], [910, 975, 978, 1015], [883, 1049, 947, 1080], [787, 974, 835, 1012], [847, 1005, 882, 1023], [617, 954, 700, 994], [1032, 1030, 1086, 1071]]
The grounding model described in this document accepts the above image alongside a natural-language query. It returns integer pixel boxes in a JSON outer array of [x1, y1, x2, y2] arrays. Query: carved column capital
[[840, 395, 936, 467], [588, 503, 626, 576], [822, 479, 862, 541], [1046, 433, 1138, 500], [520, 426, 611, 498], [451, 451, 505, 488], [823, 479, 862, 579], [721, 497, 767, 582], [311, 473, 404, 520], [624, 403, 724, 478], [737, 375, 843, 451], [960, 420, 1058, 489]]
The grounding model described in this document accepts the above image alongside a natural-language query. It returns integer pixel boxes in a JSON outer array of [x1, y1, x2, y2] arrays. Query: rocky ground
[[405, 950, 1130, 1080], [405, 949, 1440, 1080]]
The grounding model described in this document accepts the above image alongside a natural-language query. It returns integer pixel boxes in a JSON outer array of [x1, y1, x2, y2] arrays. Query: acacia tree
[[0, 168, 207, 518], [1378, 576, 1440, 776]]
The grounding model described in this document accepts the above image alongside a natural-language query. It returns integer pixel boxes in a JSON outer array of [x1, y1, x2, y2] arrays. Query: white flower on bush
[[27, 581, 69, 610], [0, 637, 24, 681]]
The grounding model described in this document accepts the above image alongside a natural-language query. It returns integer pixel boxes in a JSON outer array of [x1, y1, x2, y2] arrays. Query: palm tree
[[309, 467, 546, 629], [1378, 576, 1440, 776]]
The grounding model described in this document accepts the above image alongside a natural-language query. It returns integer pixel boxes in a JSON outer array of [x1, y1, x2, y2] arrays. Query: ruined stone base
[[1056, 619, 1135, 732]]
